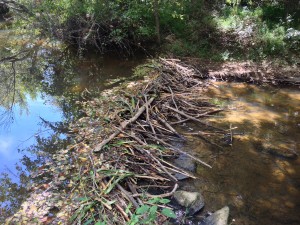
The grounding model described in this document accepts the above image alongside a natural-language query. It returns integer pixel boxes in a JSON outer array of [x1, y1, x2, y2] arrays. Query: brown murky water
[[180, 82, 300, 225]]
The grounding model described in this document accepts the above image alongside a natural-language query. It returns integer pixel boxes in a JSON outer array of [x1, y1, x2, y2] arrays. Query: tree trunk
[[153, 0, 161, 45]]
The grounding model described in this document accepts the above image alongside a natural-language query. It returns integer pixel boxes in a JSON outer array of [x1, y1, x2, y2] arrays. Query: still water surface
[[180, 82, 300, 225], [0, 20, 144, 180]]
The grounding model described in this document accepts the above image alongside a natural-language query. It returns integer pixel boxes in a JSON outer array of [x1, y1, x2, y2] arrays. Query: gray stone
[[201, 206, 230, 225], [173, 154, 196, 180], [174, 173, 190, 180], [173, 190, 205, 215], [174, 154, 196, 172]]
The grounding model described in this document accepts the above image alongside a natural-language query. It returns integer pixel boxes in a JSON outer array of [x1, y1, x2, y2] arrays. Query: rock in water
[[173, 191, 205, 215], [255, 141, 298, 160], [201, 206, 229, 225], [173, 154, 196, 180]]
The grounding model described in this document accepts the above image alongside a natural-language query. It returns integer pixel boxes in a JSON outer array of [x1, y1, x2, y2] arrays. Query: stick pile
[[7, 59, 226, 225]]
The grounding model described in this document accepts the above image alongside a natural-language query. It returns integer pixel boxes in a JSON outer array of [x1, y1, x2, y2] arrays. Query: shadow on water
[[178, 82, 300, 225]]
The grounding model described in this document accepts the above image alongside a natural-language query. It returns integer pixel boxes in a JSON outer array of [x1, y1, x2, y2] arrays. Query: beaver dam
[[6, 59, 300, 225]]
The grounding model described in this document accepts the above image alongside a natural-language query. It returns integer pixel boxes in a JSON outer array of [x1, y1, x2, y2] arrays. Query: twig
[[116, 183, 139, 208], [229, 123, 233, 146], [144, 132, 212, 168], [94, 97, 155, 152], [115, 202, 130, 222], [133, 183, 178, 198], [168, 86, 178, 110], [166, 106, 224, 132], [143, 149, 177, 182], [160, 159, 197, 179], [156, 115, 185, 140], [144, 95, 156, 137]]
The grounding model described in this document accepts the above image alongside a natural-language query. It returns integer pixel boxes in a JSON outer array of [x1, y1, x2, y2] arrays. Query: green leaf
[[125, 203, 132, 214], [136, 205, 150, 215], [149, 205, 158, 215], [95, 221, 106, 225], [77, 197, 89, 202], [161, 208, 176, 218], [147, 197, 160, 204], [131, 97, 135, 109], [159, 198, 170, 204], [129, 214, 140, 225]]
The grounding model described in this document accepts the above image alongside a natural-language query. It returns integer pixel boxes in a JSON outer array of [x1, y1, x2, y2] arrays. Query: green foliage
[[5, 0, 300, 60], [212, 3, 300, 60], [128, 197, 175, 225]]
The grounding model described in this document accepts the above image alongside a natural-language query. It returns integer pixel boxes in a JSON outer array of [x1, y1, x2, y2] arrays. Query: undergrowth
[[166, 3, 300, 63]]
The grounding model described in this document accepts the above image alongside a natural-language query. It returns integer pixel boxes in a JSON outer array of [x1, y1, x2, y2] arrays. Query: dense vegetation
[[2, 0, 300, 59]]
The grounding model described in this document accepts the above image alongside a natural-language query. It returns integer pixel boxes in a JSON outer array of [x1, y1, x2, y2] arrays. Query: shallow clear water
[[181, 82, 300, 225]]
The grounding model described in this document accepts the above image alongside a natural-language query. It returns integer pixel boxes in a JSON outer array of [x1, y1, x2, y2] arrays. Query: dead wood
[[9, 58, 229, 225], [94, 97, 155, 152]]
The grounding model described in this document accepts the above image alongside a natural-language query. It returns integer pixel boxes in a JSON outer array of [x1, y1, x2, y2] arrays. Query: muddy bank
[[184, 59, 300, 86]]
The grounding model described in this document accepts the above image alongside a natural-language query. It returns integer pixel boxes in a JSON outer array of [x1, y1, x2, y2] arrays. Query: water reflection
[[0, 20, 145, 221], [183, 82, 300, 225]]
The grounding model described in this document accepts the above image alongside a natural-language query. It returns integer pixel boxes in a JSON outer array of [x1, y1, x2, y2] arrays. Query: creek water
[[178, 82, 300, 225], [0, 20, 145, 218], [1, 20, 300, 224]]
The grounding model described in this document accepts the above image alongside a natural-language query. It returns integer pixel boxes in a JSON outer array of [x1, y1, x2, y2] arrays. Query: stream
[[1, 20, 300, 224], [0, 19, 145, 219], [178, 82, 300, 225]]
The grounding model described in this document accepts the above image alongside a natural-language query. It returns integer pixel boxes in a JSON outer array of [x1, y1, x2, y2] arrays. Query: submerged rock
[[266, 147, 298, 159], [173, 154, 196, 180], [259, 142, 298, 159], [200, 206, 229, 225], [173, 190, 205, 215]]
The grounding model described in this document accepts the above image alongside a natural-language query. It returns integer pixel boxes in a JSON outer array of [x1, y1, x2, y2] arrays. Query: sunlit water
[[179, 82, 300, 225]]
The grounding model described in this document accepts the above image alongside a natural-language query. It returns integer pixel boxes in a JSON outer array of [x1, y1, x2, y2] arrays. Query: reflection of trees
[[0, 43, 87, 223], [0, 29, 139, 222], [0, 130, 70, 223], [0, 44, 85, 126], [0, 47, 43, 127], [0, 170, 28, 223]]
